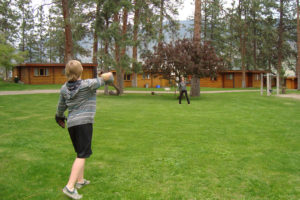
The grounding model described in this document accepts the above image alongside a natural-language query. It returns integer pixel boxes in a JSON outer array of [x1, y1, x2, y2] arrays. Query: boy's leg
[[66, 158, 86, 190], [77, 162, 85, 183], [67, 124, 92, 190], [184, 91, 190, 104], [179, 91, 183, 104]]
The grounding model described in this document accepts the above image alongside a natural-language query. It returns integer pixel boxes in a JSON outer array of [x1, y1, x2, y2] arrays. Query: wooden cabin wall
[[223, 73, 234, 88], [252, 73, 261, 88], [200, 76, 223, 88], [285, 79, 297, 89], [15, 66, 94, 85]]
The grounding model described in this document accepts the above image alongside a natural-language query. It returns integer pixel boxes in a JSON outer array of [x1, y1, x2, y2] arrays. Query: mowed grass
[[0, 92, 300, 199], [0, 80, 261, 92], [0, 80, 62, 91]]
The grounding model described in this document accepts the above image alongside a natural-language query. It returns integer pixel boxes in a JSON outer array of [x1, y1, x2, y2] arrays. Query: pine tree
[[297, 0, 300, 90], [0, 0, 20, 43], [131, 0, 141, 87], [61, 0, 73, 63], [36, 6, 48, 63], [277, 0, 284, 91], [17, 0, 34, 53], [190, 0, 201, 97]]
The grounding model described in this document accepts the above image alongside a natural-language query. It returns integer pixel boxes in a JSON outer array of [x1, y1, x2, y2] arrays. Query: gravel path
[[277, 94, 300, 100], [0, 89, 260, 96]]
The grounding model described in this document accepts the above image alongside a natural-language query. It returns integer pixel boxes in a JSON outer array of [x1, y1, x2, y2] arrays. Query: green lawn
[[123, 86, 260, 92], [0, 80, 62, 91], [0, 80, 260, 92], [0, 92, 299, 199]]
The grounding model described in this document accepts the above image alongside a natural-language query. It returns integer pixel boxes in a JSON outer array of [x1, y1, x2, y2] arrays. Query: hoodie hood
[[65, 80, 82, 99]]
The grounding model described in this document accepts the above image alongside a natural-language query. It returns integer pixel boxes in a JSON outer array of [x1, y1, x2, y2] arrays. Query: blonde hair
[[65, 60, 83, 81]]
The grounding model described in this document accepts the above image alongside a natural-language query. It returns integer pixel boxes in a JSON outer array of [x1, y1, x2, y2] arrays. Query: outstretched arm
[[99, 72, 120, 95], [100, 72, 114, 83], [87, 72, 113, 91]]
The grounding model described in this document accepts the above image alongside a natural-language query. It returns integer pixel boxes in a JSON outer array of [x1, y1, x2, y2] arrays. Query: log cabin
[[13, 63, 97, 84], [285, 77, 297, 89], [200, 70, 267, 88], [14, 64, 277, 89], [114, 70, 267, 88]]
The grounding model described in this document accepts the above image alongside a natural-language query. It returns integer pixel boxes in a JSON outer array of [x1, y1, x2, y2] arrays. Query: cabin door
[[224, 73, 234, 88], [247, 73, 253, 87]]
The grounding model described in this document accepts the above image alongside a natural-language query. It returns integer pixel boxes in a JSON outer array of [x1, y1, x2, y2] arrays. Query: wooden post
[[52, 67, 55, 84], [28, 67, 31, 84], [276, 72, 280, 95], [267, 73, 271, 96], [260, 73, 263, 96]]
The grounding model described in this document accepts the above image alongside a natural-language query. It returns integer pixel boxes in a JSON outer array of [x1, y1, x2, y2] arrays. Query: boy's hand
[[100, 72, 114, 83], [55, 115, 66, 128]]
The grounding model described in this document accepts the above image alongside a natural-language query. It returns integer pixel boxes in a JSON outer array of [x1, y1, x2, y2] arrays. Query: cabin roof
[[285, 76, 297, 80], [221, 70, 268, 73], [15, 63, 97, 68]]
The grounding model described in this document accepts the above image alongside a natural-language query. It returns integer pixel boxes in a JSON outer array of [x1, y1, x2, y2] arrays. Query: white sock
[[66, 186, 74, 192]]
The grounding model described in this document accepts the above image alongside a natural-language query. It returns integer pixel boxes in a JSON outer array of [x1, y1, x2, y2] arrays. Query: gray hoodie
[[56, 77, 105, 128], [179, 81, 187, 91]]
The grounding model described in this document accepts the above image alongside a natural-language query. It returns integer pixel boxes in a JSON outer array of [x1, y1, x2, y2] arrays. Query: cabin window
[[124, 74, 131, 81], [143, 73, 150, 80], [211, 77, 217, 81], [34, 68, 49, 76], [226, 74, 233, 80], [254, 74, 261, 81]]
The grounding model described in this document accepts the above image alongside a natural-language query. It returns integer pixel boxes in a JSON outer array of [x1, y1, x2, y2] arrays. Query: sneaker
[[63, 186, 82, 199], [75, 179, 90, 189]]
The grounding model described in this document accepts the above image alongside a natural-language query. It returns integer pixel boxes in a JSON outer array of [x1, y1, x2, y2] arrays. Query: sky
[[177, 0, 234, 21]]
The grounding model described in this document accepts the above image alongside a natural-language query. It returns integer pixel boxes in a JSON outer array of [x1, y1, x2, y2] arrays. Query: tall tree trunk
[[132, 0, 140, 87], [193, 0, 201, 44], [204, 0, 207, 39], [119, 8, 128, 92], [210, 2, 215, 40], [191, 0, 201, 97], [92, 29, 98, 61], [104, 16, 110, 95], [229, 8, 233, 65], [277, 0, 284, 91], [92, 3, 100, 78], [242, 18, 247, 88], [121, 8, 128, 59], [159, 0, 164, 44], [62, 0, 73, 63], [92, 6, 99, 64], [239, 0, 246, 88], [252, 1, 257, 69], [114, 12, 123, 94], [297, 0, 300, 90], [21, 4, 25, 52]]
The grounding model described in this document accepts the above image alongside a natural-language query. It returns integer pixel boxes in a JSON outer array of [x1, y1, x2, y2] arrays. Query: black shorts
[[68, 123, 93, 158]]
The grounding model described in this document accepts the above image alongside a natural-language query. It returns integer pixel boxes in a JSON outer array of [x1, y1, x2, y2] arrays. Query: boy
[[178, 76, 190, 104], [55, 60, 113, 199]]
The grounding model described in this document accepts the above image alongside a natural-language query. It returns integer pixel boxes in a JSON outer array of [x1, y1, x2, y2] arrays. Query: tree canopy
[[142, 39, 224, 83]]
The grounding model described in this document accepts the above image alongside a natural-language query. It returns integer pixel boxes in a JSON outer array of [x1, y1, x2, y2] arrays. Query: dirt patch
[[277, 94, 300, 100]]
